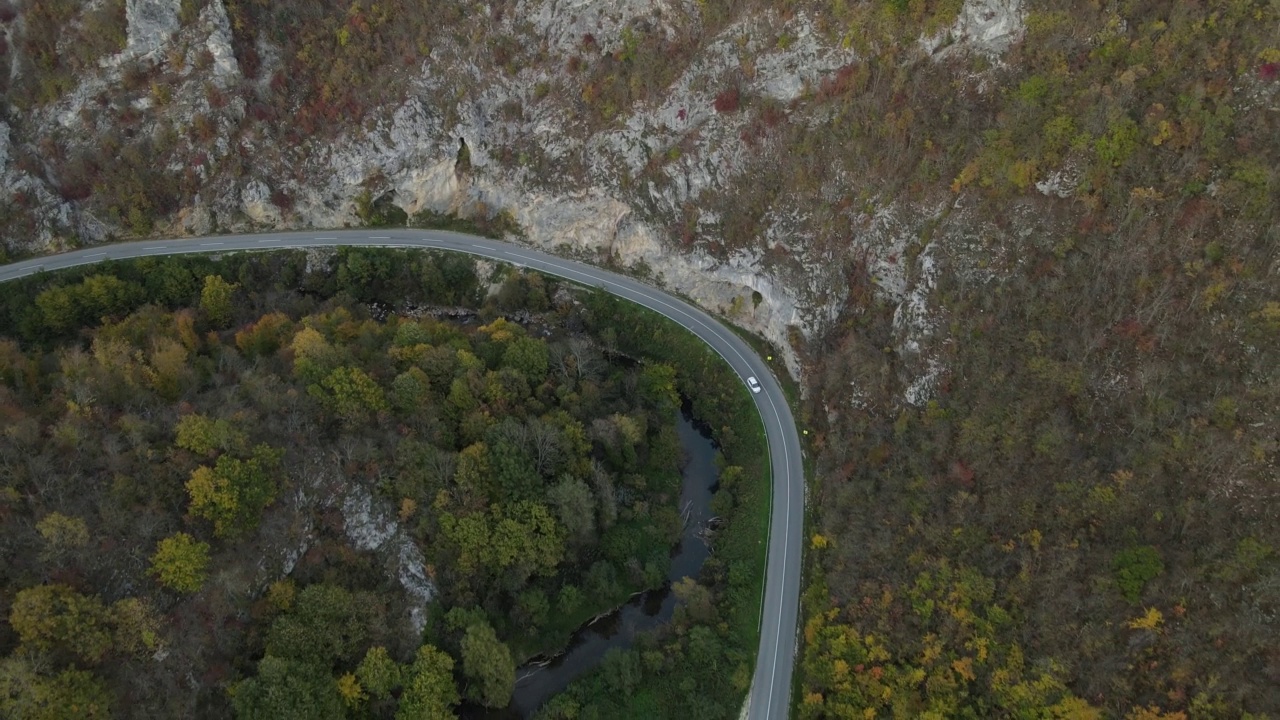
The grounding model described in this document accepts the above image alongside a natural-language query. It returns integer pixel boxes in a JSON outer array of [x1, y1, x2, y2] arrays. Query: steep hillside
[[1, 0, 1278, 715]]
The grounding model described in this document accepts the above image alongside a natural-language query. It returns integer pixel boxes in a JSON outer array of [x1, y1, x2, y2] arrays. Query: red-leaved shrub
[[713, 87, 741, 113]]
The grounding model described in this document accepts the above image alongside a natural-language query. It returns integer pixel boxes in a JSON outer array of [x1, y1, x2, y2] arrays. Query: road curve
[[0, 229, 804, 720]]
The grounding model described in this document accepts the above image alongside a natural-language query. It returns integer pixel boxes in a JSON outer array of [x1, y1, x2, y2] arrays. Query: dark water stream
[[461, 409, 719, 719]]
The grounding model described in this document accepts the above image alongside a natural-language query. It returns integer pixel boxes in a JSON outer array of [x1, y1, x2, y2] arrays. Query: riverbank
[[460, 409, 721, 719], [513, 291, 771, 719]]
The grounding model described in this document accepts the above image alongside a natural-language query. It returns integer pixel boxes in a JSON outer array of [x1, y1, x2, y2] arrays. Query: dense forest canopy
[[797, 0, 1280, 717], [0, 248, 770, 719]]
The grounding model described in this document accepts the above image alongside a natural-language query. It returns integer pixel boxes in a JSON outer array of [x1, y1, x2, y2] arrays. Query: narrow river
[[461, 408, 719, 719]]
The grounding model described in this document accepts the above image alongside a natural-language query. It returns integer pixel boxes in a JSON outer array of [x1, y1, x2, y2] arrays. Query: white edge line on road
[[200, 242, 224, 246], [143, 246, 167, 250]]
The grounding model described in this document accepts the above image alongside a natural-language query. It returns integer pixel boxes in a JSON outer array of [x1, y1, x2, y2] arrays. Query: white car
[[747, 376, 762, 394]]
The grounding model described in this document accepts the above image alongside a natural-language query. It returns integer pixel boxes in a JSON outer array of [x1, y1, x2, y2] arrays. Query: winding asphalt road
[[0, 229, 804, 720]]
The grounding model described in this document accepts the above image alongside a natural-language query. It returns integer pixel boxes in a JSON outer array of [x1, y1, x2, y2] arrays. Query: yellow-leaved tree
[[150, 532, 211, 593]]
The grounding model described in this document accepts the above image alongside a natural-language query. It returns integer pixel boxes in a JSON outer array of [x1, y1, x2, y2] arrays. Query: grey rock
[[124, 0, 181, 60]]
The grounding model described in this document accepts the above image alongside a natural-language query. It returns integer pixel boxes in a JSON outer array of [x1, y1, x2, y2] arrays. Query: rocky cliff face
[[0, 0, 1027, 393]]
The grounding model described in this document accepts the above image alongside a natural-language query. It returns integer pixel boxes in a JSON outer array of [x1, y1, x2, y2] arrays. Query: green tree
[[493, 275, 529, 311], [397, 644, 460, 720], [0, 657, 39, 719], [539, 694, 583, 720], [486, 425, 539, 499], [80, 275, 145, 320], [421, 345, 460, 388], [336, 246, 398, 296], [267, 579, 297, 612], [453, 442, 491, 500], [600, 648, 643, 695], [232, 656, 343, 720], [1113, 546, 1164, 603], [36, 512, 90, 563], [0, 663, 114, 720], [33, 275, 145, 334], [46, 670, 105, 719], [515, 588, 550, 633], [557, 584, 583, 615], [419, 253, 479, 305], [150, 533, 211, 593], [34, 285, 82, 334], [265, 584, 372, 666], [141, 258, 199, 305], [445, 377, 478, 422], [175, 413, 245, 456], [392, 318, 434, 347], [687, 625, 724, 672], [199, 274, 238, 328], [671, 577, 716, 626], [585, 560, 621, 600], [337, 673, 365, 709], [356, 646, 402, 700], [390, 367, 432, 415], [1095, 116, 1141, 168], [441, 502, 564, 581], [235, 312, 294, 357], [109, 597, 162, 657], [8, 585, 113, 663], [459, 622, 514, 708], [496, 501, 565, 578], [289, 327, 339, 384], [439, 512, 492, 574], [313, 366, 388, 425], [547, 476, 596, 542], [186, 444, 283, 537], [638, 362, 680, 413], [502, 336, 549, 383], [482, 369, 530, 411], [146, 337, 192, 400]]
